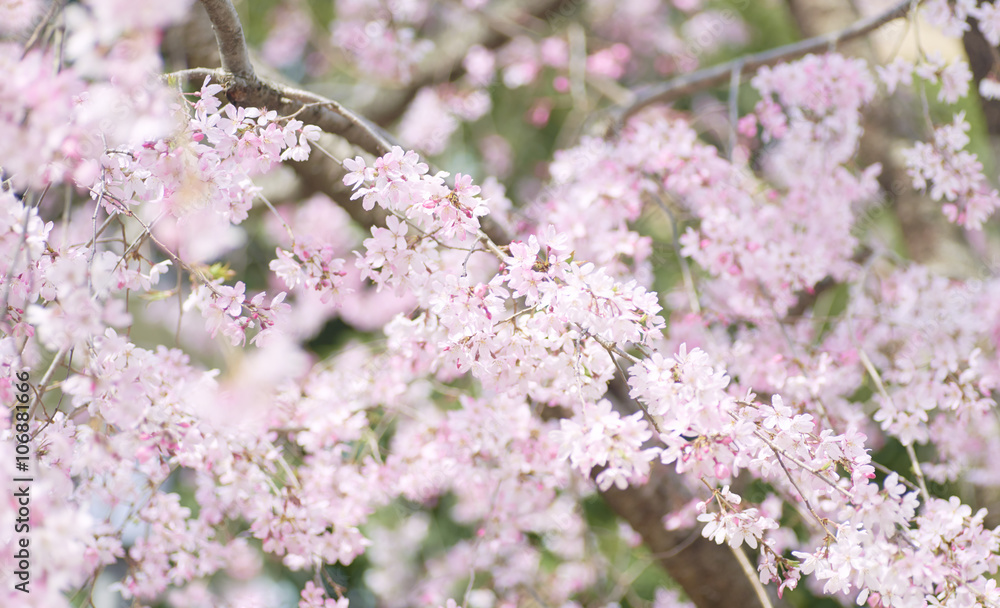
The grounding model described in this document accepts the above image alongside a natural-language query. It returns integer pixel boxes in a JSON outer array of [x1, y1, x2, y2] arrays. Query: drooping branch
[[615, 0, 915, 126], [782, 0, 975, 267], [195, 0, 402, 234]]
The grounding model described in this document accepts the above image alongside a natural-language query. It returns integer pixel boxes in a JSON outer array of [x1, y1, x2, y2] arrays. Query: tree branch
[[615, 0, 915, 126], [601, 466, 768, 606], [197, 0, 393, 158], [199, 0, 254, 80], [195, 0, 514, 244]]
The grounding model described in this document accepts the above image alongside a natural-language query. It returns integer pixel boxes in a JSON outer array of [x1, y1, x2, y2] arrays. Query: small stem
[[576, 325, 641, 364], [160, 67, 222, 83], [752, 428, 852, 499], [858, 349, 931, 503], [258, 192, 296, 246], [904, 442, 931, 504], [773, 449, 834, 537], [728, 59, 744, 160], [27, 345, 70, 420], [647, 191, 700, 314], [730, 543, 774, 608]]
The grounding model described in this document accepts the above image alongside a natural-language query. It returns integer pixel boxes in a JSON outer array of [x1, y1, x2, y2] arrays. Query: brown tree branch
[[199, 0, 253, 79], [615, 0, 915, 127], [198, 0, 393, 158], [602, 465, 773, 608]]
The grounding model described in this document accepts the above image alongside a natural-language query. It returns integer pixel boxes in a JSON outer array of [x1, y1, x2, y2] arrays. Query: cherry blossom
[[4, 1, 1000, 608]]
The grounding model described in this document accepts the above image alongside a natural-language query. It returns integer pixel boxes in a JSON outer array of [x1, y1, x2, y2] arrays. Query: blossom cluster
[[902, 112, 1000, 229], [100, 77, 320, 226], [5, 1, 1000, 608]]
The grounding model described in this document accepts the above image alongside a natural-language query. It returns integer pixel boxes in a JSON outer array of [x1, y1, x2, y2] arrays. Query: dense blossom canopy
[[3, 1, 1000, 608]]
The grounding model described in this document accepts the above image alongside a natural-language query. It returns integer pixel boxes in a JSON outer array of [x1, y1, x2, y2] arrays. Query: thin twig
[[576, 325, 641, 364], [728, 59, 744, 160], [872, 460, 920, 491], [607, 347, 662, 435], [0, 193, 35, 331], [857, 349, 931, 503], [160, 67, 222, 83], [752, 428, 852, 499], [647, 191, 700, 314], [258, 192, 296, 246], [730, 543, 775, 608], [21, 0, 67, 58], [647, 526, 702, 560], [27, 345, 70, 420], [773, 449, 834, 538], [904, 443, 931, 503]]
